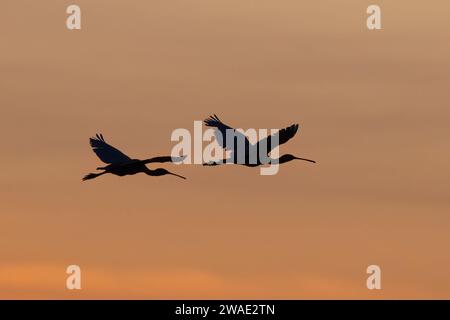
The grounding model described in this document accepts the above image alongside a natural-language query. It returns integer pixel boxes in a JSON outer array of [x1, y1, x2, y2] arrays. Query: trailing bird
[[203, 114, 316, 167], [83, 134, 186, 181]]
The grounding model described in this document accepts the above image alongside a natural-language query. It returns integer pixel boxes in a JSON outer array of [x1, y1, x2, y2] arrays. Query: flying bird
[[83, 134, 186, 181], [203, 114, 316, 167]]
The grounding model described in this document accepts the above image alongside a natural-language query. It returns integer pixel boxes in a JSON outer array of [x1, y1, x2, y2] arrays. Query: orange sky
[[1, 0, 450, 299]]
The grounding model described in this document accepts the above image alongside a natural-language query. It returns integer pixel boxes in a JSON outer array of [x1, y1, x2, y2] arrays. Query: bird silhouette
[[83, 134, 186, 181], [203, 114, 316, 167]]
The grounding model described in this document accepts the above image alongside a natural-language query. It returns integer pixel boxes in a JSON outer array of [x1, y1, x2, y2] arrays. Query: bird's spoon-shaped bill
[[295, 156, 316, 163], [169, 172, 187, 179]]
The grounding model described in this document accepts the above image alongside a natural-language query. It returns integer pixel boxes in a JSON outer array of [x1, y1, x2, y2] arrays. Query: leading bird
[[203, 114, 316, 167], [83, 134, 186, 181]]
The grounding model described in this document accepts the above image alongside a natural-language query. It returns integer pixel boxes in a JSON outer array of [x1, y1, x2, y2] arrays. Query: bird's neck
[[143, 167, 155, 175]]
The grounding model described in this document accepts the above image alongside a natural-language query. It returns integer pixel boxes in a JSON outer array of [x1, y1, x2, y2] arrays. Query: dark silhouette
[[83, 134, 186, 181], [203, 114, 316, 166]]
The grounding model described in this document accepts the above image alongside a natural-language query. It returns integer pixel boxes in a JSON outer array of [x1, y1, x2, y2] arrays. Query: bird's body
[[83, 134, 186, 181], [99, 160, 151, 176], [203, 114, 316, 167]]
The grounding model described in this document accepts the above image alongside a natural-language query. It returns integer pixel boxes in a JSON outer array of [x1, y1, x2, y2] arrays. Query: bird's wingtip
[[94, 133, 105, 141], [204, 114, 223, 127]]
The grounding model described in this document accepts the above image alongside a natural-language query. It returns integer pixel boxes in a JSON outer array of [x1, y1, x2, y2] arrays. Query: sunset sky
[[1, 0, 449, 299]]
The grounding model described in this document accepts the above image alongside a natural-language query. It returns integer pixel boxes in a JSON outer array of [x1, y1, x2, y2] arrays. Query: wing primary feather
[[258, 123, 300, 153], [88, 134, 131, 164]]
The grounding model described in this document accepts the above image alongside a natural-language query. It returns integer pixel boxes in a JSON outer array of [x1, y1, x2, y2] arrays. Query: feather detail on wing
[[257, 124, 299, 153], [89, 134, 131, 164], [204, 114, 249, 150]]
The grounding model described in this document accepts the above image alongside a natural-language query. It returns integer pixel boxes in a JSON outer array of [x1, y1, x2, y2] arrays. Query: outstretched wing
[[142, 155, 187, 164], [204, 114, 249, 150], [257, 124, 299, 153], [89, 134, 131, 164]]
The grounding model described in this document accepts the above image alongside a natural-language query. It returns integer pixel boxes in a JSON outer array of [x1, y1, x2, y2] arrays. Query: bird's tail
[[82, 172, 103, 181]]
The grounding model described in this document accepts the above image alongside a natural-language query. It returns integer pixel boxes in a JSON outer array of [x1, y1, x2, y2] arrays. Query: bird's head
[[278, 154, 297, 163], [151, 168, 186, 180]]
